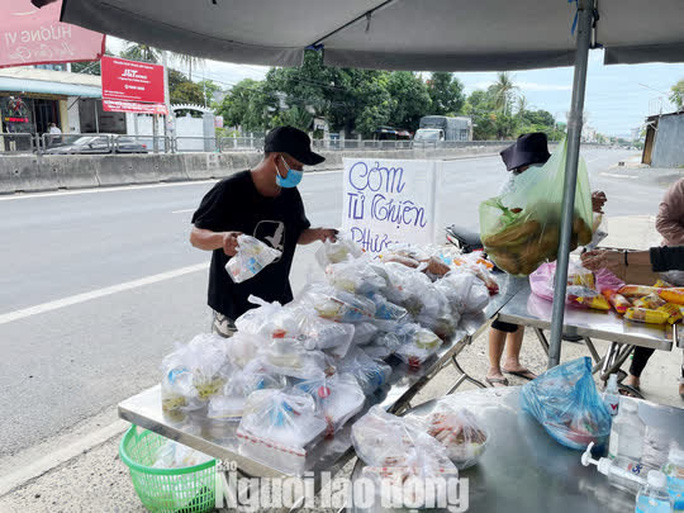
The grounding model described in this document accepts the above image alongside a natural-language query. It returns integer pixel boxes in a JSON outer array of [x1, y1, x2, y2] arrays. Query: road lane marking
[[0, 263, 209, 326], [172, 208, 195, 214]]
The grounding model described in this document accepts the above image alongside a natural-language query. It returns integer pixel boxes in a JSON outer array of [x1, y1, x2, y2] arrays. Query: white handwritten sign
[[342, 158, 437, 253]]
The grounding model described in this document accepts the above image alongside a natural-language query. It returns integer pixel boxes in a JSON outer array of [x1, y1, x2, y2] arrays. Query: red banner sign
[[0, 0, 104, 69], [101, 56, 165, 104], [102, 99, 168, 115]]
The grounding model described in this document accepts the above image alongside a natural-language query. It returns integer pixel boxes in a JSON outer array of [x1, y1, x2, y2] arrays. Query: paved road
[[0, 148, 672, 458]]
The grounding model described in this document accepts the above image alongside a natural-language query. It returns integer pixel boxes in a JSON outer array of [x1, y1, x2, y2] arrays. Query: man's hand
[[317, 228, 338, 242], [592, 191, 607, 214], [222, 231, 243, 256]]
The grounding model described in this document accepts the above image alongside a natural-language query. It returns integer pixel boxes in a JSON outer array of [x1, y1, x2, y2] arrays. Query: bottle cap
[[272, 329, 287, 339], [668, 445, 684, 466], [647, 470, 667, 489]]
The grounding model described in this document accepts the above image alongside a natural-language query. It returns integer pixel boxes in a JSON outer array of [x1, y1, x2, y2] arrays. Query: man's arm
[[190, 227, 241, 256], [656, 179, 684, 246], [298, 228, 338, 245]]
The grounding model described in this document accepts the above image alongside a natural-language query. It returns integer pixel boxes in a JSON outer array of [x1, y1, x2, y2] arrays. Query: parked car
[[44, 135, 148, 154]]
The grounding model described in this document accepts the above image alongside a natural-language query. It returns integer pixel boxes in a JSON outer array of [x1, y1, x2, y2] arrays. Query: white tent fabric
[[61, 0, 684, 70]]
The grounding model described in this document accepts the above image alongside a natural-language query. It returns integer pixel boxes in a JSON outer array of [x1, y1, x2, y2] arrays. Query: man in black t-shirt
[[190, 126, 337, 336]]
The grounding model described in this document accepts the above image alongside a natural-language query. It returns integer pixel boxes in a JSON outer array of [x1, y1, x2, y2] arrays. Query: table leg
[[582, 336, 602, 364], [599, 342, 635, 382], [534, 328, 550, 355], [447, 355, 487, 393]]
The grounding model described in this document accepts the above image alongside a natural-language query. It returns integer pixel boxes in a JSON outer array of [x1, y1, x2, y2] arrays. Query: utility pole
[[162, 50, 174, 152]]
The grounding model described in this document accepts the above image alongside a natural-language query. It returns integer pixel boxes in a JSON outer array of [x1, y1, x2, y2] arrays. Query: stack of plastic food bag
[[237, 389, 328, 475], [336, 348, 392, 395], [520, 357, 612, 450], [226, 235, 282, 283], [161, 333, 231, 414], [352, 406, 458, 508]]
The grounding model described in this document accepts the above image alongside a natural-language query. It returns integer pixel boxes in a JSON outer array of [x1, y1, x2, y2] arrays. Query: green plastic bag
[[479, 139, 593, 276]]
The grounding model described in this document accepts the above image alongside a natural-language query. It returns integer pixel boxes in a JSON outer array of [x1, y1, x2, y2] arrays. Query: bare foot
[[501, 362, 537, 380]]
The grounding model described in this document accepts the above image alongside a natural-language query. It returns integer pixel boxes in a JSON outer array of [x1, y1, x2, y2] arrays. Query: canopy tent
[[60, 0, 684, 368]]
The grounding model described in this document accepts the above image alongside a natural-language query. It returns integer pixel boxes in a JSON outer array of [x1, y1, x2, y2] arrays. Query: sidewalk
[[1, 215, 681, 512]]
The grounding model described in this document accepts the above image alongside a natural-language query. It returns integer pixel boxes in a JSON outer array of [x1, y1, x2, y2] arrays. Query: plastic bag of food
[[530, 262, 623, 307], [336, 348, 392, 395], [153, 439, 213, 469], [601, 289, 632, 315], [633, 293, 667, 310], [237, 389, 328, 475], [296, 310, 355, 359], [395, 326, 443, 369], [234, 296, 291, 336], [224, 330, 264, 368], [352, 405, 422, 466], [419, 406, 489, 469], [566, 287, 611, 311], [315, 234, 362, 267], [326, 260, 386, 295], [618, 285, 659, 298], [208, 360, 286, 421], [262, 329, 334, 379], [351, 322, 379, 346], [624, 307, 669, 325], [520, 357, 611, 450], [657, 288, 684, 306], [369, 293, 409, 322], [225, 235, 281, 283], [363, 331, 404, 360], [293, 373, 365, 435], [299, 284, 376, 323], [437, 271, 488, 315], [658, 303, 683, 324], [161, 333, 231, 410], [480, 139, 593, 276]]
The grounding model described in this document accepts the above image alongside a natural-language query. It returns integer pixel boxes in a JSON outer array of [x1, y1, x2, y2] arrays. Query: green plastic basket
[[119, 425, 217, 513]]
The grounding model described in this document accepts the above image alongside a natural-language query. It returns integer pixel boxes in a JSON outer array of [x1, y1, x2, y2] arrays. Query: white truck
[[414, 116, 472, 142]]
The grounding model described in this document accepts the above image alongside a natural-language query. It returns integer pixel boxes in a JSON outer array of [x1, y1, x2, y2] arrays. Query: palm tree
[[121, 43, 161, 63], [516, 94, 528, 117], [489, 72, 517, 115], [174, 53, 205, 81]]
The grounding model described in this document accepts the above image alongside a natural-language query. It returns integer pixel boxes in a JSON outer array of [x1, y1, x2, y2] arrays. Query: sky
[[109, 38, 684, 139]]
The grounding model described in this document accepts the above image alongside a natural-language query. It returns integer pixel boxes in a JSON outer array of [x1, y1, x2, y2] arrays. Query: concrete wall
[[0, 142, 523, 194], [652, 114, 684, 168]]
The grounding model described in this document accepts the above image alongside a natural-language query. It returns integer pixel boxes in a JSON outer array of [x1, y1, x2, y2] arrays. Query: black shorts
[[491, 319, 519, 333]]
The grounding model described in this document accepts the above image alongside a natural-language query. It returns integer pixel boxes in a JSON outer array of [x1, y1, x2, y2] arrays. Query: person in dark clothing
[[190, 126, 337, 336], [582, 245, 684, 399]]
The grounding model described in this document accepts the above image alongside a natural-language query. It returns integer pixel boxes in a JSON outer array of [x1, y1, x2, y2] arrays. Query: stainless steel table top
[[350, 387, 684, 513], [118, 273, 518, 478], [497, 283, 677, 350]]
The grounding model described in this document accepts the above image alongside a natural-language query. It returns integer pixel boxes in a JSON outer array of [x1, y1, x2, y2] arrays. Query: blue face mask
[[276, 157, 303, 188]]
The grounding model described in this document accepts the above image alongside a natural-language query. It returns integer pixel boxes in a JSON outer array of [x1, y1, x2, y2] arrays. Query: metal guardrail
[[1, 134, 605, 156]]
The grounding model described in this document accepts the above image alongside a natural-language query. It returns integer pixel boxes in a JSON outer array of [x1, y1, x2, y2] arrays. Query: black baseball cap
[[500, 132, 551, 171], [264, 126, 325, 166]]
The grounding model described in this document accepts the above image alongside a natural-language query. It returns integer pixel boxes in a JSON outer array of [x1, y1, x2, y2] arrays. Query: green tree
[[174, 53, 205, 81], [488, 72, 517, 114], [272, 106, 314, 132], [170, 81, 205, 105], [218, 79, 277, 132], [427, 72, 465, 115], [670, 79, 684, 110], [386, 71, 432, 131], [197, 80, 223, 108]]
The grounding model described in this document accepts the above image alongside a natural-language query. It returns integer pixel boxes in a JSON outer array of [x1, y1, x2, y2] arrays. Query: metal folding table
[[117, 274, 521, 506], [496, 283, 680, 388]]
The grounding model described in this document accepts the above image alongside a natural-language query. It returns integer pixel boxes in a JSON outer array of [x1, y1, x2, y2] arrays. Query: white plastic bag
[[326, 259, 386, 295], [351, 322, 379, 346], [299, 284, 376, 323], [336, 348, 392, 395], [226, 235, 282, 283], [262, 330, 334, 379], [153, 439, 213, 469], [315, 234, 362, 268], [237, 389, 328, 474], [395, 326, 443, 369], [293, 373, 365, 435]]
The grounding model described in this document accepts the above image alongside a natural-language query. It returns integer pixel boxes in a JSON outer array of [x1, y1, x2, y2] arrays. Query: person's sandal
[[485, 376, 509, 388], [502, 368, 537, 381]]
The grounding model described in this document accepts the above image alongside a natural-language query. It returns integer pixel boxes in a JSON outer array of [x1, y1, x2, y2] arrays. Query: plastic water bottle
[[609, 398, 645, 462], [635, 470, 674, 513], [662, 445, 684, 511], [603, 374, 620, 416]]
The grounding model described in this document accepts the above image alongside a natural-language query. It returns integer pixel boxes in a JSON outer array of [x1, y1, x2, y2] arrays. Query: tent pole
[[548, 0, 594, 368]]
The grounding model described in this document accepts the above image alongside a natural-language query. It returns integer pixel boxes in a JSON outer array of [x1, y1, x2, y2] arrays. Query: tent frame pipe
[[548, 0, 594, 368]]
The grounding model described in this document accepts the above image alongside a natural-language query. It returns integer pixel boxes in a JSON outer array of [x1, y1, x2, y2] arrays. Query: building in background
[[0, 66, 128, 140], [642, 110, 684, 167]]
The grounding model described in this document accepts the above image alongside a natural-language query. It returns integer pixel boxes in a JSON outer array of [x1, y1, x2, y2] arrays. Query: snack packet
[[602, 290, 631, 315], [624, 307, 669, 325]]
